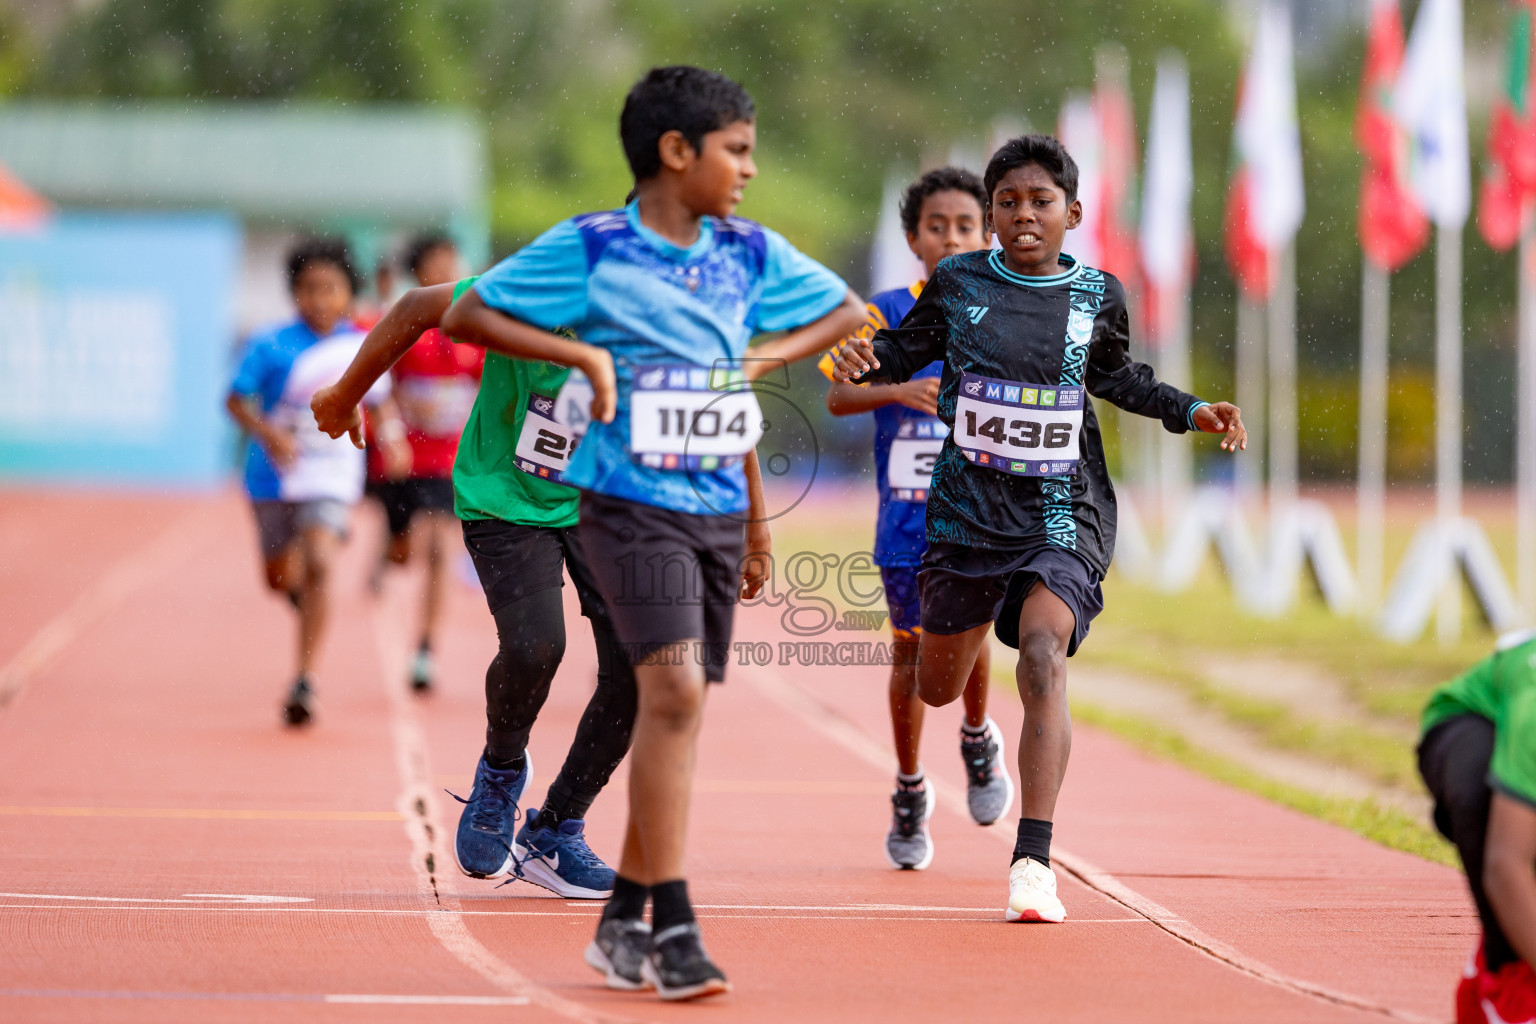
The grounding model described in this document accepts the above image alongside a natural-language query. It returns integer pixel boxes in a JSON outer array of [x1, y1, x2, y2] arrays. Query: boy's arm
[[832, 274, 949, 385], [312, 282, 457, 445], [739, 449, 772, 600], [225, 391, 298, 468], [746, 290, 865, 378], [1483, 792, 1536, 968], [1086, 297, 1247, 452], [825, 378, 939, 417], [441, 289, 617, 424]]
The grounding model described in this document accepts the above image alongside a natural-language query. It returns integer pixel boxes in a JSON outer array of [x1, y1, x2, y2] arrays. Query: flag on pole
[[1357, 0, 1428, 269], [1141, 53, 1194, 345], [869, 171, 925, 293], [1395, 0, 1471, 230], [1224, 1, 1306, 301], [1094, 46, 1140, 288], [1058, 92, 1104, 269], [0, 159, 51, 232], [1479, 0, 1536, 251]]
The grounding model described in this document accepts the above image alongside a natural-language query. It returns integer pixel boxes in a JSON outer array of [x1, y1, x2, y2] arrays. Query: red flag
[[1094, 47, 1139, 286], [1224, 171, 1268, 299], [1356, 0, 1427, 270], [0, 160, 51, 232], [1480, 0, 1536, 250]]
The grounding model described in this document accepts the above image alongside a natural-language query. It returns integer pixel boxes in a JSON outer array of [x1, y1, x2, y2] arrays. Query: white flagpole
[[1268, 244, 1299, 514], [1519, 206, 1536, 619], [1357, 258, 1391, 613], [1235, 298, 1266, 502], [1435, 224, 1463, 643]]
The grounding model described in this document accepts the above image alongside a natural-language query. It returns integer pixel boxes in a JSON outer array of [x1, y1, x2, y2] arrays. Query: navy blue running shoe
[[512, 816, 616, 898], [448, 751, 532, 879]]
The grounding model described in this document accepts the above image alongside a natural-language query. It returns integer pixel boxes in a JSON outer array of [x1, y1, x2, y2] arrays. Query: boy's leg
[[914, 624, 991, 707], [453, 518, 572, 879], [958, 639, 1013, 827], [881, 564, 933, 869], [627, 656, 708, 886], [1419, 714, 1520, 971], [1003, 581, 1075, 924], [1012, 581, 1075, 823], [889, 656, 925, 775]]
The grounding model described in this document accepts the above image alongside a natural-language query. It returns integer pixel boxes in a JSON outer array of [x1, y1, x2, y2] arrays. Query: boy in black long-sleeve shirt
[[834, 134, 1246, 923]]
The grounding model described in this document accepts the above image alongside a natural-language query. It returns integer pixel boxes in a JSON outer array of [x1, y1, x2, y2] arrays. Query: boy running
[[226, 238, 406, 727], [314, 270, 644, 900], [821, 167, 1009, 870], [438, 66, 864, 999], [834, 135, 1245, 923], [374, 233, 484, 692], [1419, 632, 1536, 1024]]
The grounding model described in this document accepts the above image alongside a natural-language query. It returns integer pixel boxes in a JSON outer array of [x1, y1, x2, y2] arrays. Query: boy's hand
[[896, 378, 940, 415], [1194, 402, 1247, 452], [831, 338, 878, 382], [311, 384, 365, 449], [740, 519, 772, 600], [580, 346, 618, 425], [260, 425, 300, 468]]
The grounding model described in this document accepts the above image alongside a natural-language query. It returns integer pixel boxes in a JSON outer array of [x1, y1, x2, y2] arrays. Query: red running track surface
[[0, 490, 1474, 1023]]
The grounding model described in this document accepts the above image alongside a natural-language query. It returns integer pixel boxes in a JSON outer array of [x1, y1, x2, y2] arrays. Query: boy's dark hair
[[620, 66, 755, 181], [899, 167, 988, 235], [404, 232, 456, 277], [984, 134, 1079, 204], [287, 237, 359, 295]]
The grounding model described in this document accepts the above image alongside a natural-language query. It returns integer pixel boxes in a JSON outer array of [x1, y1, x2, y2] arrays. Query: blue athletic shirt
[[817, 281, 942, 567], [229, 318, 361, 501], [474, 201, 848, 515]]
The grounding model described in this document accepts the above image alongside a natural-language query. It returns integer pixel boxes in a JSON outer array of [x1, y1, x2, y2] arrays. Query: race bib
[[513, 372, 593, 484], [396, 376, 479, 438], [886, 418, 948, 501], [952, 371, 1083, 477], [629, 364, 763, 471]]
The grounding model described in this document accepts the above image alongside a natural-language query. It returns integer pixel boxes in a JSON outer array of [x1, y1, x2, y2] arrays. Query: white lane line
[[370, 586, 648, 1024], [0, 904, 1149, 924], [326, 994, 531, 1005], [0, 892, 312, 904], [0, 506, 218, 709], [745, 663, 1442, 1024]]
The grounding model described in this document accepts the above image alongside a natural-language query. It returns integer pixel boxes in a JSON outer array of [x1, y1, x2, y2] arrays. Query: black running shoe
[[282, 676, 314, 727], [409, 648, 433, 693], [642, 922, 730, 1001], [584, 916, 652, 991]]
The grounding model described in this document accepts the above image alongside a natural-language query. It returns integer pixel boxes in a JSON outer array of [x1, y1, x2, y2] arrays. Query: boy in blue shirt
[[226, 238, 408, 726], [442, 66, 863, 1000], [821, 167, 1011, 870]]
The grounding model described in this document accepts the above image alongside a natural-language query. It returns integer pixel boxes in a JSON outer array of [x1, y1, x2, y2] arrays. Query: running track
[[0, 490, 1476, 1022]]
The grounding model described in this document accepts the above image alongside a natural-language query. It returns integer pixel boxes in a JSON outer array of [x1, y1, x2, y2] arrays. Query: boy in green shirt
[[1419, 632, 1536, 1022]]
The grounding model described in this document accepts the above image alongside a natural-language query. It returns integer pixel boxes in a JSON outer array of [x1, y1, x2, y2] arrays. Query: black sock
[[1013, 818, 1053, 867], [650, 879, 695, 933], [896, 769, 925, 792], [417, 638, 432, 654], [960, 720, 988, 737], [484, 749, 526, 773], [602, 875, 648, 922]]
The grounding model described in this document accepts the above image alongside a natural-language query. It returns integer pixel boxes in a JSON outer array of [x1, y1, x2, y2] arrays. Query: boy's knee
[[889, 659, 919, 698], [641, 674, 705, 732], [1017, 631, 1064, 701]]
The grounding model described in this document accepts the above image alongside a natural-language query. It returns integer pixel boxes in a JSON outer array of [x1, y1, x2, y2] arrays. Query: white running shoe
[[1006, 856, 1066, 922]]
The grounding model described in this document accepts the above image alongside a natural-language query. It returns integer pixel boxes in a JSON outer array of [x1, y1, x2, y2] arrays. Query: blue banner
[[0, 213, 241, 487]]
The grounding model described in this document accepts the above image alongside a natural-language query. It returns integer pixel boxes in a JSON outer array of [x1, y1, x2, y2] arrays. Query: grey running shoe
[[584, 916, 652, 991], [642, 922, 730, 1001], [885, 781, 935, 870], [962, 716, 1015, 826]]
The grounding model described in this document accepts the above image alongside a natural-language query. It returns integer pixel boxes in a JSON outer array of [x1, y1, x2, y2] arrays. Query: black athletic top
[[858, 249, 1206, 574]]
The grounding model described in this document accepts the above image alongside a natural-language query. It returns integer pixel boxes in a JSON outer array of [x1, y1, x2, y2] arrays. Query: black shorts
[[460, 517, 612, 626], [377, 478, 457, 538], [577, 490, 745, 683], [918, 541, 1103, 655]]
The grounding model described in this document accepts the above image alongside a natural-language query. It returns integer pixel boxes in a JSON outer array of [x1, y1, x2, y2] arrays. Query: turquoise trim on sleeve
[[1186, 400, 1210, 432]]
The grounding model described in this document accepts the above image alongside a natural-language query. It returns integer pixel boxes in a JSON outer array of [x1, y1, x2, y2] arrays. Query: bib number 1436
[[952, 371, 1083, 477]]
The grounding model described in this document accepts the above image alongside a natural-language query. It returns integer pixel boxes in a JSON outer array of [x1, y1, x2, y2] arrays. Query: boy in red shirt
[[378, 234, 484, 690]]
